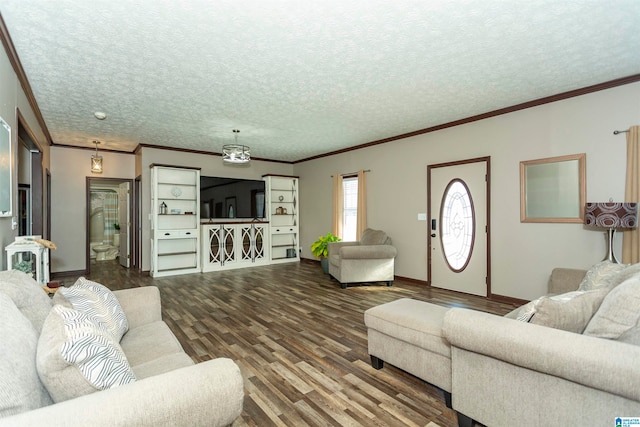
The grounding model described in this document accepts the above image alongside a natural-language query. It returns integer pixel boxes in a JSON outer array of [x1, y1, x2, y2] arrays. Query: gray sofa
[[328, 228, 397, 288], [0, 270, 244, 426], [443, 266, 640, 427]]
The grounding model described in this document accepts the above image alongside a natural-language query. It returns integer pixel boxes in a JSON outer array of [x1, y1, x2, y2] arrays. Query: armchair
[[328, 228, 397, 288]]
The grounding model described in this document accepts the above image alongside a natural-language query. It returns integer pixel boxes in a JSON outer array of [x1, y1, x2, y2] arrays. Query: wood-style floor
[[76, 260, 519, 427]]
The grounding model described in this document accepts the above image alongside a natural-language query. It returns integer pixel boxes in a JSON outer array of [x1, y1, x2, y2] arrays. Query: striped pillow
[[60, 278, 128, 341], [37, 305, 136, 402]]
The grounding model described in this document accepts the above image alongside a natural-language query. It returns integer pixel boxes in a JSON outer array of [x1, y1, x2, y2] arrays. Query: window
[[342, 176, 358, 241], [440, 179, 475, 271]]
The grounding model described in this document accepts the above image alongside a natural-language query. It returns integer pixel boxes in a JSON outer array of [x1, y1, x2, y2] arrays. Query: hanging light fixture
[[222, 129, 250, 164], [91, 140, 103, 174]]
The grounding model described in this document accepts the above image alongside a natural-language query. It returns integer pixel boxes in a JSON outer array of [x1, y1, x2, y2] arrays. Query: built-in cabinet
[[263, 174, 299, 263], [201, 222, 268, 272], [150, 165, 200, 277]]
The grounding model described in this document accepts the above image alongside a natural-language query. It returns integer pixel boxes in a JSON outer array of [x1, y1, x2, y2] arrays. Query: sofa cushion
[[529, 288, 609, 333], [0, 293, 52, 418], [577, 260, 627, 291], [120, 321, 185, 366], [360, 229, 389, 246], [59, 277, 128, 341], [0, 270, 52, 334], [583, 274, 640, 339], [37, 305, 136, 403], [131, 352, 194, 380], [364, 298, 451, 358]]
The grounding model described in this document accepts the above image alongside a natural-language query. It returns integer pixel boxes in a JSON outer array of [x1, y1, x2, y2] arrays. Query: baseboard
[[51, 269, 87, 279], [489, 293, 528, 306], [300, 257, 320, 265]]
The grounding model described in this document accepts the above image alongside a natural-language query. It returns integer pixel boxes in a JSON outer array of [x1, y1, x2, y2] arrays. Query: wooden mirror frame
[[520, 153, 586, 223], [0, 116, 11, 217]]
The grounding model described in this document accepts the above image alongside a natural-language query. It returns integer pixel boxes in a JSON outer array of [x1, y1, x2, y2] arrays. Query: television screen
[[200, 176, 266, 219]]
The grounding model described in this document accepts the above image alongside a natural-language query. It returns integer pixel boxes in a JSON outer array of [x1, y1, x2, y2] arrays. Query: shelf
[[158, 213, 197, 216], [158, 251, 197, 256], [272, 244, 296, 248]]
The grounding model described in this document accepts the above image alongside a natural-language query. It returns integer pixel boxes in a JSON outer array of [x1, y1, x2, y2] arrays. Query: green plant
[[114, 223, 120, 231], [13, 260, 33, 275], [311, 232, 341, 258]]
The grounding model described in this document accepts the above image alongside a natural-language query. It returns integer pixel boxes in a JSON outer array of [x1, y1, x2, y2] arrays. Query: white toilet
[[93, 244, 112, 261], [90, 208, 120, 261]]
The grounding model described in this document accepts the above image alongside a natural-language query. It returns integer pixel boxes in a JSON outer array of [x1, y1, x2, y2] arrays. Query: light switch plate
[[417, 213, 427, 221]]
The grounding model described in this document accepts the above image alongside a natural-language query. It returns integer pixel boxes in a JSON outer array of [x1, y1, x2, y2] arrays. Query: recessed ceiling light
[[94, 111, 107, 120]]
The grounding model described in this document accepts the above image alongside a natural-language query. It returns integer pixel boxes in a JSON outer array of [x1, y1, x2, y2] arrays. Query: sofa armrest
[[0, 358, 244, 427], [443, 308, 640, 402], [547, 268, 586, 294], [328, 241, 359, 256], [339, 244, 397, 260], [113, 286, 162, 330]]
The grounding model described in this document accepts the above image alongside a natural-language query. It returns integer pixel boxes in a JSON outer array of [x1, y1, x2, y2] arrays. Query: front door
[[428, 157, 490, 297]]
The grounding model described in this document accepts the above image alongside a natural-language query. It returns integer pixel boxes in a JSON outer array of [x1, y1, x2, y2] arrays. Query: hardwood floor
[[78, 260, 519, 427]]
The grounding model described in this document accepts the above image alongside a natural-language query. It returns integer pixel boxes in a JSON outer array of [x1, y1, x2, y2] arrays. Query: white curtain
[[623, 126, 640, 263], [103, 192, 119, 244]]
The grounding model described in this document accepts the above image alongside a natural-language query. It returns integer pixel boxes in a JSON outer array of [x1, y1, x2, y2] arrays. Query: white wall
[[0, 39, 49, 270], [49, 147, 135, 272], [138, 147, 294, 271], [295, 82, 640, 300]]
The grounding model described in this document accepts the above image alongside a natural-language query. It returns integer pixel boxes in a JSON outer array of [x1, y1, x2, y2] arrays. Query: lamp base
[[602, 228, 621, 264]]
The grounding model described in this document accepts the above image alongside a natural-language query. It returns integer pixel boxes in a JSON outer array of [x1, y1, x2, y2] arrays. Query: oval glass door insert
[[440, 179, 475, 272]]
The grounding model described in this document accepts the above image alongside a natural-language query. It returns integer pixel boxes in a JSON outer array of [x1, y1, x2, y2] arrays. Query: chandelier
[[222, 129, 250, 164], [90, 140, 103, 173]]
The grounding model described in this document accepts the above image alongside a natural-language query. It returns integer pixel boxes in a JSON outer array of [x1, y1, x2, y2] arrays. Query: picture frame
[[520, 153, 586, 223]]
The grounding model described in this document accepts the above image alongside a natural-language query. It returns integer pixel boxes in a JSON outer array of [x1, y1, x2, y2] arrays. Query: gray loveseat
[[443, 265, 640, 427], [0, 270, 244, 426], [328, 228, 397, 288]]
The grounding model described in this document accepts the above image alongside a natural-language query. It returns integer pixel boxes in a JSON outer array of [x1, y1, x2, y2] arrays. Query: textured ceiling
[[1, 1, 640, 162]]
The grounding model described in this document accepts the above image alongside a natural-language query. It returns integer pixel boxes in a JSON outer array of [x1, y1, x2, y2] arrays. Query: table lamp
[[585, 202, 638, 263]]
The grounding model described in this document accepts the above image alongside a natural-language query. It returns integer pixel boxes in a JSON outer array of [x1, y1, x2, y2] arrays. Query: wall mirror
[[0, 116, 11, 217], [520, 153, 586, 223]]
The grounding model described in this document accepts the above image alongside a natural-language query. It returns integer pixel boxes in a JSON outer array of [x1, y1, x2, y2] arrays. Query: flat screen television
[[200, 176, 266, 219]]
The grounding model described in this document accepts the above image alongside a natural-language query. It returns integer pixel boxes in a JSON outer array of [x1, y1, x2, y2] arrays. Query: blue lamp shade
[[585, 202, 638, 228]]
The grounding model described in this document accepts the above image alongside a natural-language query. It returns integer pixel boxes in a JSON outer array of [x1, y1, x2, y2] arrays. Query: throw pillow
[[583, 275, 640, 339], [509, 291, 584, 323], [37, 305, 136, 403], [59, 277, 128, 341], [577, 261, 627, 291], [529, 288, 609, 333], [617, 321, 640, 345], [0, 293, 53, 417], [0, 270, 53, 334]]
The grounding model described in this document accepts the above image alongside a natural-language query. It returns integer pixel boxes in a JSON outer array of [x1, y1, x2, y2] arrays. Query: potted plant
[[311, 232, 341, 274]]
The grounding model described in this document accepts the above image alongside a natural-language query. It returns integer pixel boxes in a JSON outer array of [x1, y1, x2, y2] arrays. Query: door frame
[[86, 177, 135, 274], [427, 156, 491, 297]]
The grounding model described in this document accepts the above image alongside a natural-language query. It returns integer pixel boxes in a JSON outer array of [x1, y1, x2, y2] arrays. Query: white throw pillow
[[0, 293, 53, 416], [529, 288, 609, 333], [37, 305, 136, 403], [577, 261, 627, 291], [59, 277, 128, 341], [583, 275, 640, 339]]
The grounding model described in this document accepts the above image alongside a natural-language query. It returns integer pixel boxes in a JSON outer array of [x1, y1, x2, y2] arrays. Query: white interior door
[[118, 182, 130, 268], [428, 159, 489, 296]]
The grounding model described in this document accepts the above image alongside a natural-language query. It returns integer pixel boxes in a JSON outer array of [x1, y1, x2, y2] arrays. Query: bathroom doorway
[[86, 177, 135, 273]]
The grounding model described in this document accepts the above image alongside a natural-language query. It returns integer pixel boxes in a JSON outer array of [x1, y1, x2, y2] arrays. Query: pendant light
[[222, 129, 250, 164], [91, 140, 103, 173]]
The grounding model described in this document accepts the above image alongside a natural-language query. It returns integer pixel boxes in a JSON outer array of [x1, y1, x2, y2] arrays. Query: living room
[[1, 2, 640, 426]]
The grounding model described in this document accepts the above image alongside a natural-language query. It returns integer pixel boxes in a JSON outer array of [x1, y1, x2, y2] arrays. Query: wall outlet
[[417, 213, 427, 221]]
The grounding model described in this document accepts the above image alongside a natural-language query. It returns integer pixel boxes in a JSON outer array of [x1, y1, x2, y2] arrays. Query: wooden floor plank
[[79, 260, 518, 426]]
